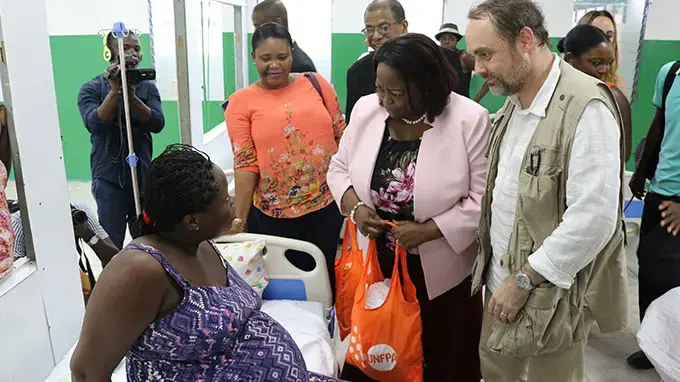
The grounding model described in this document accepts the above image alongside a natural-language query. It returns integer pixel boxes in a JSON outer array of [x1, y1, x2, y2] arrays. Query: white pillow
[[216, 239, 269, 297]]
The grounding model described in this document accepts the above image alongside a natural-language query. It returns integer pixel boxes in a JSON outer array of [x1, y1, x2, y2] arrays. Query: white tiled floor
[[8, 181, 663, 381]]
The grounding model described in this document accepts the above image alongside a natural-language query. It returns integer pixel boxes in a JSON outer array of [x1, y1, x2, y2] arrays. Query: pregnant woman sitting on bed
[[327, 34, 489, 381], [70, 144, 341, 382]]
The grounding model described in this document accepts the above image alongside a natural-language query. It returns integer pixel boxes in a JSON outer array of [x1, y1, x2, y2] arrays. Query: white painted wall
[[45, 0, 150, 35], [284, 0, 332, 80], [0, 0, 86, 380], [645, 0, 680, 41], [332, 0, 443, 38], [444, 0, 574, 37]]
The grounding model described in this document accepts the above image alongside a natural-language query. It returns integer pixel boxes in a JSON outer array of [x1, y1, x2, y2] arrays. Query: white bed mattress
[[46, 300, 335, 381], [260, 299, 336, 377]]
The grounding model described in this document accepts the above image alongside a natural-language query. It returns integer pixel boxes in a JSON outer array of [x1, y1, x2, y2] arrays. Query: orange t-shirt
[[225, 74, 346, 219]]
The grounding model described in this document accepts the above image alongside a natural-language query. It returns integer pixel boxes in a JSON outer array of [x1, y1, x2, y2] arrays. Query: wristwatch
[[515, 270, 536, 292], [87, 235, 100, 246]]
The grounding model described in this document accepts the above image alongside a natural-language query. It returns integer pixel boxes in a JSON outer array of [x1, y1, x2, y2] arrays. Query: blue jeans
[[92, 178, 140, 249]]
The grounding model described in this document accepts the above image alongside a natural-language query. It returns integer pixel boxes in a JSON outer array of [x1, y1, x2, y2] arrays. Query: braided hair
[[138, 144, 219, 235]]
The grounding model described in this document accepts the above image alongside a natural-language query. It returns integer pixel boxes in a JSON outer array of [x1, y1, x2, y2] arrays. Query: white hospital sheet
[[261, 299, 336, 377]]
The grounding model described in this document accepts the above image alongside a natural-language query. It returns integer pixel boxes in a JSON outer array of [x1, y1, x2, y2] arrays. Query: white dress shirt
[[487, 55, 621, 291]]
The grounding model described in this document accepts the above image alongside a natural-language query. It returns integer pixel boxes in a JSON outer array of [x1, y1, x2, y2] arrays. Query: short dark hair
[[373, 33, 459, 122], [253, 0, 289, 28], [468, 0, 550, 47], [366, 0, 406, 23], [251, 22, 293, 51], [557, 25, 609, 57], [138, 144, 219, 234]]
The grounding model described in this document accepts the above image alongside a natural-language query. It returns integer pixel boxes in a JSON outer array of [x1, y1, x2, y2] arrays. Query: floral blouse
[[0, 161, 14, 279], [370, 125, 421, 258], [225, 74, 346, 219]]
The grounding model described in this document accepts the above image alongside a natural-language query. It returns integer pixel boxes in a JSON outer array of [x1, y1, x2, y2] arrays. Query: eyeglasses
[[361, 23, 400, 37]]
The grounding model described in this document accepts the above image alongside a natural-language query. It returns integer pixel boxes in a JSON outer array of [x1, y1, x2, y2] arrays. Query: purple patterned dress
[[125, 243, 341, 382]]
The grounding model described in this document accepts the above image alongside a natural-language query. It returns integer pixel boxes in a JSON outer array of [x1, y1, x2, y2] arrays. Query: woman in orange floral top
[[225, 23, 346, 297]]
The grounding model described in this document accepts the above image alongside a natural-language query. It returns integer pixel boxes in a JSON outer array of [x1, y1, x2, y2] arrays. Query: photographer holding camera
[[10, 201, 118, 300], [77, 30, 165, 248], [10, 202, 119, 266]]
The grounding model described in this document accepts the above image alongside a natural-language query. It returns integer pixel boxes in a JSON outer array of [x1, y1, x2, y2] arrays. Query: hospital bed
[[45, 233, 337, 381]]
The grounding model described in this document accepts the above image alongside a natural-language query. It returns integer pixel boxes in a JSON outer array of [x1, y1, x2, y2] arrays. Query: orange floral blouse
[[225, 74, 346, 219]]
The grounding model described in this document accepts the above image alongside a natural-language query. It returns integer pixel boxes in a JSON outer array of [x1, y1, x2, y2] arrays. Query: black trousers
[[637, 192, 680, 320], [247, 203, 344, 302]]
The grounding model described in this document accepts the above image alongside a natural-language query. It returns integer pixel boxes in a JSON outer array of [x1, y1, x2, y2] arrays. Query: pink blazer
[[327, 93, 490, 299]]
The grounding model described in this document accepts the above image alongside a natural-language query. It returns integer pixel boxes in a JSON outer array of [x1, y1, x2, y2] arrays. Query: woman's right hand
[[354, 205, 388, 238]]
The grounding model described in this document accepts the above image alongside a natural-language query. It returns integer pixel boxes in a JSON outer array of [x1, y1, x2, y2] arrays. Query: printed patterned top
[[125, 243, 341, 382], [370, 126, 421, 258], [0, 161, 13, 279], [225, 74, 346, 219]]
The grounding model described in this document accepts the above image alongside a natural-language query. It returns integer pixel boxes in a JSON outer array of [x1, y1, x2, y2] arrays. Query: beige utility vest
[[471, 61, 629, 357]]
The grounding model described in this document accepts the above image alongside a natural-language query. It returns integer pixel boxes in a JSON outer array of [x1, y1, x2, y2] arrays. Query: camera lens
[[71, 208, 87, 225]]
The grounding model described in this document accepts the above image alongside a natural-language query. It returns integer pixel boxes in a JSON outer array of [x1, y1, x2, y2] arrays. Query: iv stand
[[112, 22, 142, 216]]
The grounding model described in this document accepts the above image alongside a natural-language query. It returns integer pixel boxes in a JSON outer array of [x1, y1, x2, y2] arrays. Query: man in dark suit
[[345, 0, 469, 122], [252, 0, 316, 73]]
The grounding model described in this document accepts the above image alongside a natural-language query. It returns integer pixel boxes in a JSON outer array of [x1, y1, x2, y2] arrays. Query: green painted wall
[[50, 34, 182, 181], [331, 33, 369, 111], [49, 32, 680, 179], [51, 34, 229, 180], [629, 40, 680, 168]]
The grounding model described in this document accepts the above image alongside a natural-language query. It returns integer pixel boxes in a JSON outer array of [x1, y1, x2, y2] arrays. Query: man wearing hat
[[436, 23, 489, 103]]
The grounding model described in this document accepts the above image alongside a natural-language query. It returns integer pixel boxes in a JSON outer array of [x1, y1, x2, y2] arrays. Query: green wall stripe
[[629, 40, 680, 168], [48, 33, 680, 179], [331, 33, 368, 112], [50, 34, 228, 180]]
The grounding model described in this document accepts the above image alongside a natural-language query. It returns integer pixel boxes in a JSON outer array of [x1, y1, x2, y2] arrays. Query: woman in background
[[328, 33, 488, 381], [225, 23, 345, 296], [70, 144, 341, 382], [579, 10, 626, 92], [0, 104, 13, 279], [558, 24, 632, 162]]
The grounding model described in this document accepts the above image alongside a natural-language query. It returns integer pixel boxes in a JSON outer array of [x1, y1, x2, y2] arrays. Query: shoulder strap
[[75, 239, 97, 292], [304, 72, 326, 108], [662, 61, 680, 111], [127, 243, 191, 288]]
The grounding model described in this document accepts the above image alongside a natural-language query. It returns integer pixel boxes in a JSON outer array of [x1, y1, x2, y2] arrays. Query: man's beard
[[487, 54, 531, 96]]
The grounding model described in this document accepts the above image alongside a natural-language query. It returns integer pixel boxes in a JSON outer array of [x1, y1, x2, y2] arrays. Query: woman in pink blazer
[[327, 34, 490, 381]]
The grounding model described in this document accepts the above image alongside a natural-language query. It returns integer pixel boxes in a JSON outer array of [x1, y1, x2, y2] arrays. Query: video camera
[[71, 205, 87, 226], [105, 56, 156, 85]]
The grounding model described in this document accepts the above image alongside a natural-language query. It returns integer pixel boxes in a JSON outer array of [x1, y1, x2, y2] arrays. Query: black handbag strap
[[662, 61, 680, 110], [303, 72, 326, 108], [660, 61, 680, 138], [75, 238, 96, 291]]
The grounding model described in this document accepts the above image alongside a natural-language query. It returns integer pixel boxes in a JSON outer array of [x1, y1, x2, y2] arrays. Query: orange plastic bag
[[335, 219, 364, 340], [345, 241, 424, 382]]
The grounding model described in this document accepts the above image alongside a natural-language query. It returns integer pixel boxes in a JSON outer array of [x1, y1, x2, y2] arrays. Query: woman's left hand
[[391, 221, 438, 249], [660, 200, 680, 236]]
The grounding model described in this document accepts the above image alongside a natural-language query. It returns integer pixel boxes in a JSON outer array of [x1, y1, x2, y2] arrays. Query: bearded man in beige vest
[[465, 0, 628, 381]]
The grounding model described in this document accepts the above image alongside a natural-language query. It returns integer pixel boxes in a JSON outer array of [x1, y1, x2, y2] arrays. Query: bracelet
[[349, 202, 365, 225], [232, 217, 246, 230]]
